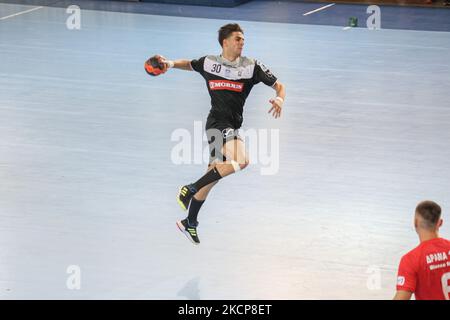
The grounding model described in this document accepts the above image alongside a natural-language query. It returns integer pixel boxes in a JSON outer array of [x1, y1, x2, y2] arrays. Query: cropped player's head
[[414, 200, 443, 232], [218, 23, 244, 57]]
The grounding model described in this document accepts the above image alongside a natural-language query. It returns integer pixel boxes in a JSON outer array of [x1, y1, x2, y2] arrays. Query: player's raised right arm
[[172, 60, 193, 71], [156, 55, 193, 71]]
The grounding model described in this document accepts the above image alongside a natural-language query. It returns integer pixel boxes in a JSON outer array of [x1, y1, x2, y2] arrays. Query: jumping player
[[152, 23, 286, 244], [394, 200, 450, 300]]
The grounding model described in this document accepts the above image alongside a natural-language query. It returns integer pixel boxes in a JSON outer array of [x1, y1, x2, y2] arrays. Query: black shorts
[[205, 120, 242, 164]]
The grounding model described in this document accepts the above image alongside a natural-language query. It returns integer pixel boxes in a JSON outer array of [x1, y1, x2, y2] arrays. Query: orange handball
[[144, 56, 166, 76]]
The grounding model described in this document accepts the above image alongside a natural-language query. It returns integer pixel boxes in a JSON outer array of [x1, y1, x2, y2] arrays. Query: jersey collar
[[218, 55, 241, 67]]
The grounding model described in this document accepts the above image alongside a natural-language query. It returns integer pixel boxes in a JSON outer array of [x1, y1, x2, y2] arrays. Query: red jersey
[[396, 237, 450, 300]]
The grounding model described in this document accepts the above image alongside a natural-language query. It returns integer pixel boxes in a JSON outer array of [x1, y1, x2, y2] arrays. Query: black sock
[[188, 197, 205, 225], [193, 167, 222, 191]]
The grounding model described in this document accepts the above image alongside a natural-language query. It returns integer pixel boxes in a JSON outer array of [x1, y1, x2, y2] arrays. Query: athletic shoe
[[176, 218, 200, 245], [177, 184, 197, 211]]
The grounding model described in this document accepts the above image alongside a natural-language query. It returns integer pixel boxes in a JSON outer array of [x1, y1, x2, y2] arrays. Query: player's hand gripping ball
[[144, 55, 167, 76]]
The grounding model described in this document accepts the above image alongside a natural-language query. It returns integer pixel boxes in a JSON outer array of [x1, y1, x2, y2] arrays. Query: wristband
[[165, 60, 175, 68]]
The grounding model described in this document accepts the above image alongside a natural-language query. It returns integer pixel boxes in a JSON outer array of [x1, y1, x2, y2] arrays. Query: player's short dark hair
[[415, 200, 442, 229], [218, 23, 244, 47]]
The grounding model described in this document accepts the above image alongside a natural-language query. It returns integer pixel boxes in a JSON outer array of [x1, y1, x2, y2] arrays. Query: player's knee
[[232, 158, 249, 171], [240, 158, 249, 170]]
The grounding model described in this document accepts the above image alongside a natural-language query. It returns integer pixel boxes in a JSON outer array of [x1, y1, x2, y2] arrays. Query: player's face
[[225, 32, 245, 56]]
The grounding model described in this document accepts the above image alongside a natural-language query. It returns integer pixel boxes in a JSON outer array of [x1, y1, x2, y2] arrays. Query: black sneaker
[[177, 184, 197, 211], [176, 218, 200, 245]]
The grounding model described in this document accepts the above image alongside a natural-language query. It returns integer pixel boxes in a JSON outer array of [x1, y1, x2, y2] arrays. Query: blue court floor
[[0, 1, 449, 299], [2, 0, 450, 31]]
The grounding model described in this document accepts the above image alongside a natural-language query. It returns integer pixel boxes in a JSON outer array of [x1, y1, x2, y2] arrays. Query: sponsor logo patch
[[209, 80, 244, 92]]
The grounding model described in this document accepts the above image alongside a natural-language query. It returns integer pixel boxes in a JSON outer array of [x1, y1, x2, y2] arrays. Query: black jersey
[[190, 55, 277, 129]]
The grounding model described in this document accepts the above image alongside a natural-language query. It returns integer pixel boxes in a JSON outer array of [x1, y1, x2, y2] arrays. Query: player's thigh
[[221, 138, 248, 165]]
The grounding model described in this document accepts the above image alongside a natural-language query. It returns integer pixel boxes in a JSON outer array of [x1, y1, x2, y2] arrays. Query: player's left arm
[[393, 290, 413, 300], [268, 80, 285, 119], [393, 253, 416, 300]]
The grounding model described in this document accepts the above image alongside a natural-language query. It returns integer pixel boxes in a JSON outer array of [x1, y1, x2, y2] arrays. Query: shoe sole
[[176, 221, 200, 245], [176, 186, 188, 211]]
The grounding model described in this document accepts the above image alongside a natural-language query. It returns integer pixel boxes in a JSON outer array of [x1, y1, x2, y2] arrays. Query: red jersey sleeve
[[396, 253, 417, 293]]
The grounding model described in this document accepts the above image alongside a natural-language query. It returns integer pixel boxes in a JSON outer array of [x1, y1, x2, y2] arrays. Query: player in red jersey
[[394, 200, 450, 300]]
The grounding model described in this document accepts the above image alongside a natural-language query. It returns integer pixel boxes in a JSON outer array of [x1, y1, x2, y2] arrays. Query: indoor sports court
[[1, 0, 449, 299]]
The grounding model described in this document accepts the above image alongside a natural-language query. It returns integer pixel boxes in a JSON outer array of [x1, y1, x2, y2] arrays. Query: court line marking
[[0, 6, 44, 21], [303, 3, 335, 16]]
